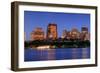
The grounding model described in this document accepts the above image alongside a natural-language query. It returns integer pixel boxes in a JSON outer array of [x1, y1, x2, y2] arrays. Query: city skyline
[[24, 11, 90, 41]]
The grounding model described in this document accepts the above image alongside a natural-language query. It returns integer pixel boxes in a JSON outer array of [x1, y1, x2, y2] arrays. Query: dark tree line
[[25, 39, 90, 49]]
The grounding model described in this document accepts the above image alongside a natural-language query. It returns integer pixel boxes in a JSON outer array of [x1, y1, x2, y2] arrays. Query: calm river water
[[24, 48, 90, 61]]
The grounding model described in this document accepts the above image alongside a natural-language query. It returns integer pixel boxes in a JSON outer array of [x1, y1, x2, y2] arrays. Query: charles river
[[24, 48, 90, 61]]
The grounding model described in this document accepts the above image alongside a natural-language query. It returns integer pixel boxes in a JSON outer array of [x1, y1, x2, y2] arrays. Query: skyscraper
[[70, 28, 80, 40], [81, 27, 88, 34], [81, 27, 89, 41], [47, 23, 58, 40], [61, 29, 67, 39]]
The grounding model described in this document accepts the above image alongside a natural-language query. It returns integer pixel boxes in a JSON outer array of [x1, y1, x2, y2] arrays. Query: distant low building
[[30, 27, 45, 41]]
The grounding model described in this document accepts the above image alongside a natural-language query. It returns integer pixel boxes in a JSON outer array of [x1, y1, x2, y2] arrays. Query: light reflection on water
[[24, 48, 90, 61]]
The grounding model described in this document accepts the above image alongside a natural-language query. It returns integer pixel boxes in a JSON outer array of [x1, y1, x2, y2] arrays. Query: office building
[[47, 23, 58, 40]]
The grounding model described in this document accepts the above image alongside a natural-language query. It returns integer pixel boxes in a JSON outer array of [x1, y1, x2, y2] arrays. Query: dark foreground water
[[24, 48, 90, 61]]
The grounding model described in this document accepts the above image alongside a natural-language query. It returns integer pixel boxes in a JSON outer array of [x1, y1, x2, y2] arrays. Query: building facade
[[70, 28, 80, 40], [80, 27, 89, 41], [30, 27, 45, 41], [61, 29, 67, 39], [81, 27, 88, 33], [47, 23, 58, 40]]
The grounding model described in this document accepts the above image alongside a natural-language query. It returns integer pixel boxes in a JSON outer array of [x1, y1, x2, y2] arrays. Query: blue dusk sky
[[24, 11, 90, 41]]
